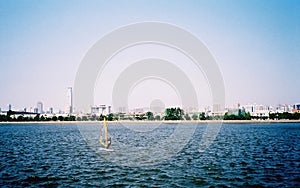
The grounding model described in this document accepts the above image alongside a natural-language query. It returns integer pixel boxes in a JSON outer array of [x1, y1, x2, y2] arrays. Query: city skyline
[[1, 0, 299, 111], [0, 86, 299, 115]]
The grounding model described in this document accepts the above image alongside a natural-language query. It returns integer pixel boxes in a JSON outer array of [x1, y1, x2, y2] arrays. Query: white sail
[[100, 117, 111, 149]]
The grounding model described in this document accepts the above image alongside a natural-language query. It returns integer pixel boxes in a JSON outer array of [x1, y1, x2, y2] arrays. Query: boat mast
[[104, 117, 109, 148]]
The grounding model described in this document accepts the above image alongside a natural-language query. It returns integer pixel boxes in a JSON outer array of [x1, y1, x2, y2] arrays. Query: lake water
[[0, 123, 299, 187]]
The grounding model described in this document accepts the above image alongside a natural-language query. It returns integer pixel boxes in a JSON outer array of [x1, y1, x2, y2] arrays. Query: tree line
[[0, 114, 76, 122], [1, 109, 300, 122], [269, 112, 300, 120]]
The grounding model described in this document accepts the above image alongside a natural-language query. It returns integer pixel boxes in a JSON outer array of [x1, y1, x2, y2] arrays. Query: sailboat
[[100, 117, 113, 151]]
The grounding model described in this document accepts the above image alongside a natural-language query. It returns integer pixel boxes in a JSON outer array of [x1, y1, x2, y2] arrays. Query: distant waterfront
[[1, 106, 300, 123], [1, 119, 300, 125]]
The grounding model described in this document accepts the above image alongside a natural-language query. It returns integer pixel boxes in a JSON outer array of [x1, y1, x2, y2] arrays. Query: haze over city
[[0, 0, 299, 112]]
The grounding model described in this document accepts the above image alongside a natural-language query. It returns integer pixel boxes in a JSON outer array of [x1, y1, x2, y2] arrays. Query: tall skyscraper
[[66, 87, 73, 114], [37, 102, 43, 114], [8, 104, 12, 111]]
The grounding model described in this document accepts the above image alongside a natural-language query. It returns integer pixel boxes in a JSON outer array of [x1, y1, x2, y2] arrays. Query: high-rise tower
[[37, 101, 43, 114], [66, 87, 73, 114]]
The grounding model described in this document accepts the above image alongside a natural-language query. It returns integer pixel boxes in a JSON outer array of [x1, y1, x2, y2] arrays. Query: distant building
[[28, 107, 34, 113], [8, 104, 12, 111], [65, 87, 73, 114], [210, 103, 225, 116], [108, 106, 111, 114], [37, 102, 43, 114], [227, 109, 239, 116], [242, 103, 270, 117], [118, 106, 127, 113], [293, 103, 300, 113], [243, 104, 254, 113], [49, 107, 54, 114], [132, 108, 144, 114], [275, 104, 292, 113], [91, 104, 108, 115], [34, 108, 39, 114], [91, 106, 101, 114]]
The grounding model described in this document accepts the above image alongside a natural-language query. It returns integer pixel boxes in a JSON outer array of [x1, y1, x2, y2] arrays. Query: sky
[[0, 0, 299, 112]]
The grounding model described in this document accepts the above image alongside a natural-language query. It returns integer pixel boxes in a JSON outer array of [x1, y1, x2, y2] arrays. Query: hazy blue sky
[[0, 0, 299, 112]]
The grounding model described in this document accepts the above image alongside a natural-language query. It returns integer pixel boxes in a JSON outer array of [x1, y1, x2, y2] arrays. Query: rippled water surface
[[0, 123, 299, 187]]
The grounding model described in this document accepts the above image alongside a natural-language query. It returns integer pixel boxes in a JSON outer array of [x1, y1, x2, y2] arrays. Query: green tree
[[269, 113, 276, 120], [146, 111, 154, 120], [293, 112, 300, 119], [99, 114, 105, 121], [199, 112, 206, 120], [0, 115, 8, 121], [135, 114, 146, 120], [90, 114, 97, 121], [11, 116, 17, 121], [192, 114, 198, 120], [155, 115, 161, 121], [34, 114, 40, 121], [176, 108, 184, 120], [58, 116, 64, 121], [245, 112, 251, 120], [224, 110, 251, 120], [40, 115, 46, 121], [107, 113, 115, 121], [184, 113, 191, 120], [114, 114, 119, 121], [17, 115, 24, 121], [7, 110, 13, 117], [69, 116, 76, 121], [52, 116, 58, 121], [165, 107, 184, 120], [82, 116, 88, 121]]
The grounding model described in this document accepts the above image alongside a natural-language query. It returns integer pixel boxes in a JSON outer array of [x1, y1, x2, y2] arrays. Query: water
[[0, 123, 299, 187]]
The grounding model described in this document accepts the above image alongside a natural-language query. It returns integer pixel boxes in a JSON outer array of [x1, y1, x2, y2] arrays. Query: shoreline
[[1, 119, 300, 124]]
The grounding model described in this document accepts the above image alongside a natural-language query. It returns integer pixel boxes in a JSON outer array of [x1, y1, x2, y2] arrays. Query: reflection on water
[[0, 123, 299, 187]]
